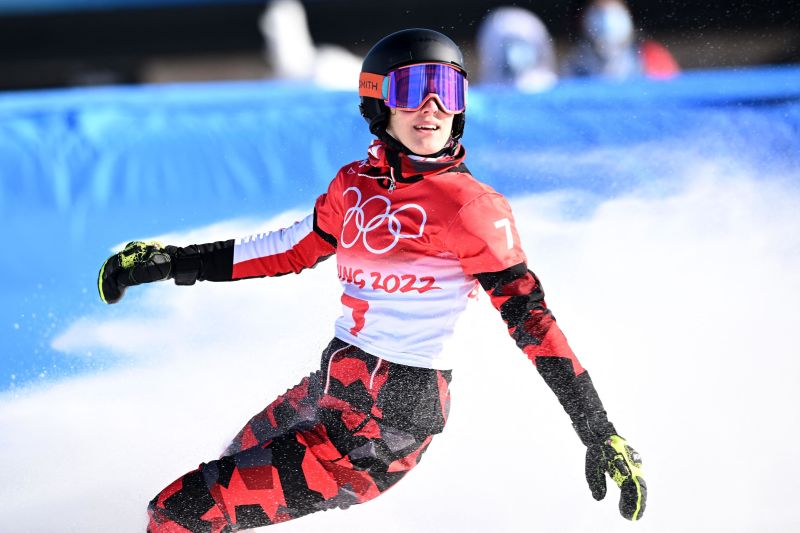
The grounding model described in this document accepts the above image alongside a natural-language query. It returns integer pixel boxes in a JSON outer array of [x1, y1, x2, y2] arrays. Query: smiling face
[[385, 96, 456, 156]]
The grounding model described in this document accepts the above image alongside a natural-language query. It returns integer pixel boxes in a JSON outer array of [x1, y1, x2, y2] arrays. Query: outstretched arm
[[439, 186, 644, 520], [474, 263, 615, 443], [475, 263, 646, 520], [98, 211, 336, 304]]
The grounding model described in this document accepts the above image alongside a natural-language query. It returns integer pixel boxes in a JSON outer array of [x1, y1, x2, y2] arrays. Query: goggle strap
[[359, 72, 385, 98]]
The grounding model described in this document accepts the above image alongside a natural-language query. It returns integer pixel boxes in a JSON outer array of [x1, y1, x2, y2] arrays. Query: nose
[[420, 95, 443, 113]]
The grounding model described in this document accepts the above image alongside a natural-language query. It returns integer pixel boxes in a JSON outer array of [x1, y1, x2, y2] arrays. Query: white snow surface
[[2, 166, 799, 532]]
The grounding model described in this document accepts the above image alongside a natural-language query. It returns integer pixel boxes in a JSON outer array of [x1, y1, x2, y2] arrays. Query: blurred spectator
[[561, 0, 679, 80], [476, 6, 557, 92], [258, 0, 362, 88]]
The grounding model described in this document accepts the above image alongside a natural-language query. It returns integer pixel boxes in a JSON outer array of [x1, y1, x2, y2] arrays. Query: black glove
[[585, 434, 647, 520], [98, 241, 174, 304]]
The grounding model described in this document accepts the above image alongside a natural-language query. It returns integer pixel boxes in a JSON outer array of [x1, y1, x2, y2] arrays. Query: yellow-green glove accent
[[585, 434, 647, 520]]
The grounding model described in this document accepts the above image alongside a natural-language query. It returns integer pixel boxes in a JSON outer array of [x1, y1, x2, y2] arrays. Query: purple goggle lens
[[385, 63, 467, 114]]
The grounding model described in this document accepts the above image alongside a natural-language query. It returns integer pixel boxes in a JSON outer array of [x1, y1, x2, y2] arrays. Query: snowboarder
[[98, 28, 647, 533]]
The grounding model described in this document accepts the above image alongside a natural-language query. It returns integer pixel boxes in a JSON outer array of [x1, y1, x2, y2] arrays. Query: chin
[[411, 140, 448, 156]]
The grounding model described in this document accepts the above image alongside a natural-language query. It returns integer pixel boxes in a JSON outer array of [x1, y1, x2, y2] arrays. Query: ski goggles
[[359, 63, 467, 114]]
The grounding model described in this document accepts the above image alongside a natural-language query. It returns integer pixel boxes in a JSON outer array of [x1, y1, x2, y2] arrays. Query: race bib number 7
[[494, 218, 513, 249]]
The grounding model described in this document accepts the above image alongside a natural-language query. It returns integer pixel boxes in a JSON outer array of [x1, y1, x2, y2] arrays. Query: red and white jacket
[[191, 141, 578, 373]]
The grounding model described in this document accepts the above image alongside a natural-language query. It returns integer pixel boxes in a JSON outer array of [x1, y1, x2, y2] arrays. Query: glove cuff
[[169, 245, 202, 286], [537, 358, 617, 446], [567, 371, 617, 446]]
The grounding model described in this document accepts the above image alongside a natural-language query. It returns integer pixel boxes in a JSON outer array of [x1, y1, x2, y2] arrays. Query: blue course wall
[[1, 66, 799, 388]]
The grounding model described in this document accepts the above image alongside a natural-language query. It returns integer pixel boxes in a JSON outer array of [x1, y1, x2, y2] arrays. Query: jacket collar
[[364, 140, 467, 190]]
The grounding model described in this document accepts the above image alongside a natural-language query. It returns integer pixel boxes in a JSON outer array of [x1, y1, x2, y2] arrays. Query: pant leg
[[224, 371, 323, 456], [147, 340, 451, 532]]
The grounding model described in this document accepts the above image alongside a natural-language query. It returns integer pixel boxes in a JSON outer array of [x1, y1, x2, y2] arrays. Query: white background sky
[[2, 163, 799, 532]]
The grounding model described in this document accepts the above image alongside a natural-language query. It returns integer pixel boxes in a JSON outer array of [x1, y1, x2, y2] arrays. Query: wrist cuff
[[170, 246, 201, 286]]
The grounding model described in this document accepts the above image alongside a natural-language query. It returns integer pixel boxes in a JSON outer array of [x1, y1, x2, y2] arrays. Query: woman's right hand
[[97, 241, 174, 304]]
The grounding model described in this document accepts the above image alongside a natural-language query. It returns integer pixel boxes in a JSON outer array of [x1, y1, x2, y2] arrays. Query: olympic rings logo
[[340, 187, 427, 254]]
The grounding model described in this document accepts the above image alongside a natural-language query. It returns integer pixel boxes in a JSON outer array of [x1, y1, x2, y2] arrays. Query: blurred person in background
[[259, 0, 361, 88], [477, 6, 558, 92], [99, 28, 646, 533], [562, 0, 679, 80]]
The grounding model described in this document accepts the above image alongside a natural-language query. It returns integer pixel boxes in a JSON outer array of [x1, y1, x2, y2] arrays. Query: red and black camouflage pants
[[147, 338, 452, 532]]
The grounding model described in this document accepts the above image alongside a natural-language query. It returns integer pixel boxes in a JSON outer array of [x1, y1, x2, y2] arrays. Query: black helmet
[[359, 28, 468, 151]]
